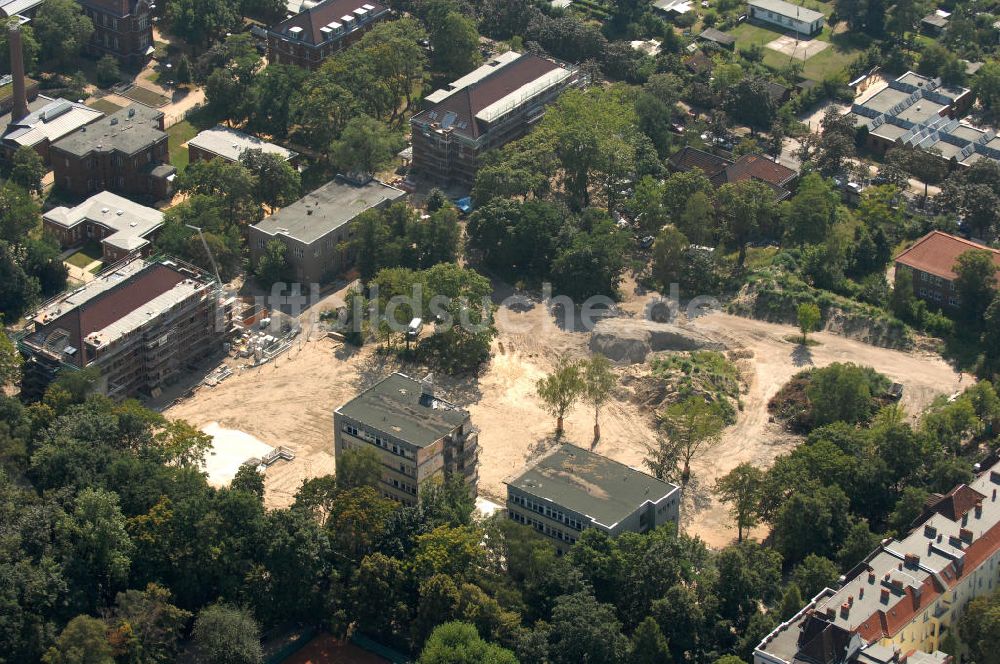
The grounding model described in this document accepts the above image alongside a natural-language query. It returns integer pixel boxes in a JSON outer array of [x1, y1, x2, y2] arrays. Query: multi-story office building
[[50, 103, 175, 201], [77, 0, 154, 68], [267, 0, 390, 70], [410, 51, 584, 188], [333, 373, 478, 506], [894, 231, 1000, 311], [754, 457, 1000, 664], [505, 443, 681, 554], [17, 257, 226, 401]]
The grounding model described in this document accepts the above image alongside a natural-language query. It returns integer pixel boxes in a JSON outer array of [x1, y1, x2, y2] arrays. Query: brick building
[[187, 125, 299, 166], [43, 191, 163, 262], [17, 257, 226, 401], [77, 0, 154, 68], [505, 443, 681, 554], [333, 372, 479, 506], [267, 0, 390, 70], [894, 231, 1000, 311], [249, 176, 405, 284], [410, 51, 584, 188], [50, 103, 175, 201], [1, 97, 104, 163]]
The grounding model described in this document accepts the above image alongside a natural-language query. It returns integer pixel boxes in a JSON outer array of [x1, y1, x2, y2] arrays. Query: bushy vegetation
[[768, 362, 891, 432], [650, 351, 742, 424]]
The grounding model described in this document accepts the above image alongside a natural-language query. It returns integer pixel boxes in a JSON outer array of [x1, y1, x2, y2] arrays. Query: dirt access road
[[164, 296, 966, 549]]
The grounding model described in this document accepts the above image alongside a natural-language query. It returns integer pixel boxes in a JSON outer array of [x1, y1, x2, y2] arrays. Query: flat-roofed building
[[50, 103, 175, 201], [267, 0, 390, 70], [248, 176, 405, 283], [17, 256, 226, 401], [187, 125, 299, 166], [1, 96, 104, 163], [754, 457, 1000, 664], [893, 231, 1000, 310], [505, 443, 681, 554], [410, 51, 584, 188], [747, 0, 824, 36], [42, 191, 163, 262], [333, 372, 479, 506]]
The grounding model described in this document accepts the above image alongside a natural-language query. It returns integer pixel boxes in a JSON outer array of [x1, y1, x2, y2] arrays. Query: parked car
[[638, 236, 655, 249]]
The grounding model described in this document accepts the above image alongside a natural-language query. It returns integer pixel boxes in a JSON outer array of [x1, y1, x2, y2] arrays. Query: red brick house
[[894, 231, 1000, 310], [267, 0, 390, 70], [77, 0, 154, 68]]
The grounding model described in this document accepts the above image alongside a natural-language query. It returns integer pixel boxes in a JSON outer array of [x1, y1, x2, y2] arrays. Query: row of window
[[342, 423, 413, 460], [509, 510, 579, 545], [509, 493, 584, 530], [389, 477, 417, 495]]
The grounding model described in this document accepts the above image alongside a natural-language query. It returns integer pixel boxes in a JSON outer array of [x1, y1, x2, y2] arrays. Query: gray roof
[[748, 0, 824, 22], [188, 125, 297, 163], [51, 104, 165, 157], [252, 177, 405, 245], [335, 372, 468, 448], [2, 97, 103, 148], [507, 444, 680, 529], [43, 191, 163, 252]]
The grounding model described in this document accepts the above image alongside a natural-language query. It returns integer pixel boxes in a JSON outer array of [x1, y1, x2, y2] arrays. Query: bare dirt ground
[[164, 283, 968, 549]]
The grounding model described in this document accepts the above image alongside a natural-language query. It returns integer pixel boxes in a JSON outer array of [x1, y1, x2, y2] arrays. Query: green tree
[[95, 55, 120, 88], [713, 462, 764, 542], [192, 604, 262, 664], [806, 363, 887, 428], [651, 225, 689, 290], [978, 296, 1000, 382], [419, 621, 518, 664], [230, 464, 265, 499], [583, 354, 616, 442], [548, 591, 628, 664], [249, 64, 308, 139], [784, 173, 837, 245], [175, 55, 192, 84], [33, 0, 92, 68], [330, 115, 402, 177], [536, 356, 585, 434], [42, 615, 113, 664], [0, 330, 22, 387], [954, 249, 998, 324], [290, 73, 359, 148], [167, 0, 240, 47], [650, 396, 725, 485], [975, 60, 1000, 120], [255, 239, 293, 288], [716, 180, 777, 271], [836, 518, 880, 569], [791, 554, 840, 598], [715, 541, 782, 627], [957, 590, 1000, 664], [62, 488, 134, 608], [10, 146, 45, 194], [629, 616, 672, 664], [106, 584, 191, 664], [551, 211, 629, 300], [240, 149, 301, 210], [0, 181, 41, 242], [0, 20, 39, 73], [775, 482, 852, 563], [429, 11, 481, 78], [797, 303, 821, 345], [779, 583, 804, 620], [337, 446, 382, 490]]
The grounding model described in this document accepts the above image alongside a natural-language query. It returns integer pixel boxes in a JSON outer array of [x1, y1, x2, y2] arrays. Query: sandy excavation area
[[164, 290, 968, 549]]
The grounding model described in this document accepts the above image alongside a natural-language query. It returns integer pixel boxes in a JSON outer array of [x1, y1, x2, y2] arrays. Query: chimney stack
[[9, 23, 27, 123]]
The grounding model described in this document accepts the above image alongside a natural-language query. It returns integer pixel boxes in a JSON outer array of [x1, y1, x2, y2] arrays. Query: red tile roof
[[272, 0, 388, 46], [922, 485, 986, 522], [722, 153, 797, 187], [894, 231, 1000, 282]]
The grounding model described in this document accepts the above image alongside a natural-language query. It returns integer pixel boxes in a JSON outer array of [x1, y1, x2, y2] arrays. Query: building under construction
[[18, 256, 230, 401]]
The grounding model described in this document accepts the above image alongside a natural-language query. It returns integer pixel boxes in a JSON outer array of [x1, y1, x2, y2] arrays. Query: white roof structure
[[748, 0, 824, 23], [424, 51, 522, 105], [2, 96, 103, 149], [188, 125, 297, 163], [475, 66, 576, 124], [43, 191, 163, 253]]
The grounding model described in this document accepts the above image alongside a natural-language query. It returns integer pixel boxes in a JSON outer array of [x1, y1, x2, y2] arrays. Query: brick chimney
[[8, 23, 27, 123]]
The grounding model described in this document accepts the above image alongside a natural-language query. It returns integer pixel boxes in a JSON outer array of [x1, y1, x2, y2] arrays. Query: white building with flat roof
[[748, 0, 824, 36]]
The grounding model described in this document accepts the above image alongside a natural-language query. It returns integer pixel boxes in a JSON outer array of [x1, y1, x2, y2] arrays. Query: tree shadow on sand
[[791, 343, 814, 367]]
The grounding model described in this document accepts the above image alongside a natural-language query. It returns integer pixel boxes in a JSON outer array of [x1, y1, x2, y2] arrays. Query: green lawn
[[731, 19, 864, 82], [731, 22, 784, 50], [122, 85, 170, 108], [65, 241, 103, 269], [87, 98, 124, 115], [167, 119, 199, 173]]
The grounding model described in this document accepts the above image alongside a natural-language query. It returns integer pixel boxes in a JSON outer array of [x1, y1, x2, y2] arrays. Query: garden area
[[64, 241, 103, 269]]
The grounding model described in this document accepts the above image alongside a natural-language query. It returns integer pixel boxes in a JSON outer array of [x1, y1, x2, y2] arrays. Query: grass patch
[[65, 241, 104, 268], [122, 85, 170, 108], [800, 43, 860, 81], [650, 351, 743, 424], [731, 22, 783, 50], [88, 262, 104, 274], [87, 98, 124, 115], [783, 334, 822, 346], [167, 120, 199, 173]]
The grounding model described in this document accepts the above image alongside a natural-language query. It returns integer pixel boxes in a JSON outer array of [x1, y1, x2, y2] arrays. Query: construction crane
[[184, 224, 222, 287]]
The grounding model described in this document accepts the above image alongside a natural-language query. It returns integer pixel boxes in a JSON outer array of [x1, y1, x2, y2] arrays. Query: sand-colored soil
[[164, 289, 968, 549]]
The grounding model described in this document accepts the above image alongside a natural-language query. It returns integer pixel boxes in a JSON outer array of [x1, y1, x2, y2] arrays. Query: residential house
[[668, 146, 798, 200], [410, 51, 584, 188], [698, 27, 736, 50], [43, 191, 163, 263], [505, 443, 681, 554], [333, 372, 479, 506], [893, 231, 1000, 311], [50, 103, 175, 201], [267, 0, 390, 70], [248, 176, 405, 283], [747, 0, 825, 37]]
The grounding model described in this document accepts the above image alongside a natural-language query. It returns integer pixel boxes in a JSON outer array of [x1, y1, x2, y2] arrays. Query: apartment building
[[754, 458, 1000, 664], [894, 231, 1000, 311], [17, 257, 225, 401], [77, 0, 154, 68], [43, 191, 163, 263], [410, 51, 584, 188], [505, 443, 681, 554], [333, 373, 478, 506], [249, 176, 405, 284], [267, 0, 390, 70], [187, 125, 299, 166], [50, 103, 175, 201]]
